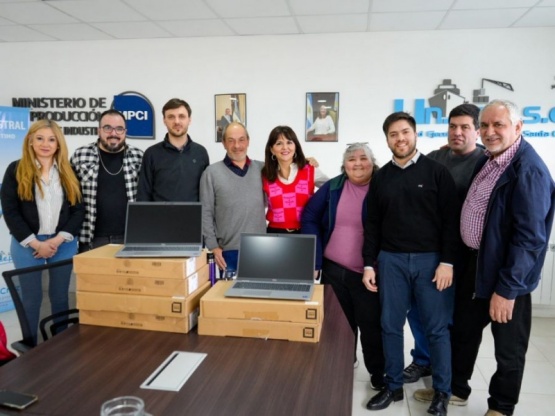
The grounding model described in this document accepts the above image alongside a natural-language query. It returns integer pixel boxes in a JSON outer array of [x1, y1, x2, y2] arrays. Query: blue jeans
[[378, 251, 454, 393], [219, 250, 238, 279], [407, 298, 431, 367], [10, 235, 77, 343]]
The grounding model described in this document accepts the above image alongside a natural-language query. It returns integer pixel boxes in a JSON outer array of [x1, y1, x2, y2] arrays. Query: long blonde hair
[[16, 119, 81, 205]]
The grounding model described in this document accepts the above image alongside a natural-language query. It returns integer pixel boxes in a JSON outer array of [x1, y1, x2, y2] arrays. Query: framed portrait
[[305, 92, 339, 142], [214, 93, 246, 142]]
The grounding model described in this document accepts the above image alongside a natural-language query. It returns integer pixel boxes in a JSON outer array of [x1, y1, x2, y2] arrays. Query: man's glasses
[[101, 125, 126, 134]]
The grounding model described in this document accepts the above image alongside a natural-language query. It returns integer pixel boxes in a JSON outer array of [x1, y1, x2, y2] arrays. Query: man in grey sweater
[[200, 122, 266, 276]]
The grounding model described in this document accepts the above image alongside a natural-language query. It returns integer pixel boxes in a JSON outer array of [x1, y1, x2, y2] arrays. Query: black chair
[[2, 258, 78, 354], [39, 308, 79, 341]]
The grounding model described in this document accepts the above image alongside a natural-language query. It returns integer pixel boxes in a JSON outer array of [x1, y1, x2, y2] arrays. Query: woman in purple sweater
[[301, 142, 385, 390]]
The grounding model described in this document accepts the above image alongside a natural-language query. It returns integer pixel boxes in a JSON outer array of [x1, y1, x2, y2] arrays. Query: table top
[[0, 285, 354, 416]]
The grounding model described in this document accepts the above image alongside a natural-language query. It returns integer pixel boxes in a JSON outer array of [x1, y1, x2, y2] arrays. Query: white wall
[[2, 27, 555, 313], [1, 27, 555, 178]]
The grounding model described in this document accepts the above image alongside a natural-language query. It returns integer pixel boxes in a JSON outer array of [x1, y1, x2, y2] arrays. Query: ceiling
[[0, 0, 554, 42]]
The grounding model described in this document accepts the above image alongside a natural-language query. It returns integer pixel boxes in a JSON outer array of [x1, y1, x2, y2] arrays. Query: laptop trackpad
[[245, 290, 272, 297]]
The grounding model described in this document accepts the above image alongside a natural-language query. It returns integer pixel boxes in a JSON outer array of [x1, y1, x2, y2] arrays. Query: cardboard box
[[73, 244, 208, 279], [79, 281, 211, 334], [198, 316, 321, 343], [77, 280, 211, 318], [76, 264, 209, 297], [200, 281, 324, 323]]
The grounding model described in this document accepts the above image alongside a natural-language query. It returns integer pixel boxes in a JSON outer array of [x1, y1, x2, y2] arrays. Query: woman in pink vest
[[262, 126, 327, 234]]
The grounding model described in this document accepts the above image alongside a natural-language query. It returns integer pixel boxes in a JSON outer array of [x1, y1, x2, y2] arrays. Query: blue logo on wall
[[112, 92, 155, 140]]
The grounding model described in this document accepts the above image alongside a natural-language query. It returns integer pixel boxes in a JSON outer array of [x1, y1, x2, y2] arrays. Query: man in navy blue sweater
[[404, 104, 484, 387], [363, 112, 459, 416]]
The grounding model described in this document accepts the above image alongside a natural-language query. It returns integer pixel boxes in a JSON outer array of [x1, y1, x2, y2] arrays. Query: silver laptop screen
[[237, 234, 316, 282], [125, 202, 202, 244]]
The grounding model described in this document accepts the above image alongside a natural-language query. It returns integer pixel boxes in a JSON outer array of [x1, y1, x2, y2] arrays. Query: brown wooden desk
[[0, 285, 354, 416]]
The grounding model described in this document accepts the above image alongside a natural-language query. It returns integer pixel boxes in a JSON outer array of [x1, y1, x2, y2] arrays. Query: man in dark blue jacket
[[419, 99, 555, 416]]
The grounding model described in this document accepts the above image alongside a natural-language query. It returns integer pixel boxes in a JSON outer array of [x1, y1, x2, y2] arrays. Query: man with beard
[[404, 104, 484, 386], [137, 98, 209, 201], [362, 112, 459, 416], [71, 109, 144, 252]]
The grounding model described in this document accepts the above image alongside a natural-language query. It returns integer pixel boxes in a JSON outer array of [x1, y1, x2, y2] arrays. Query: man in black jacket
[[137, 98, 209, 201]]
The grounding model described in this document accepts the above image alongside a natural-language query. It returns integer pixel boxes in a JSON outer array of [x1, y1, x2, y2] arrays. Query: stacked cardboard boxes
[[74, 244, 211, 334], [198, 280, 324, 343]]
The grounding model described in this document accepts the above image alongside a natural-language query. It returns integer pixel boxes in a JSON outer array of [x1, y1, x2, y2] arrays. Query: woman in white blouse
[[0, 119, 84, 342]]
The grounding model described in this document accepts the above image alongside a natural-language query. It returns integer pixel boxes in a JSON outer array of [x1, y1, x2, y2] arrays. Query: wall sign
[[11, 91, 155, 139], [393, 78, 555, 138]]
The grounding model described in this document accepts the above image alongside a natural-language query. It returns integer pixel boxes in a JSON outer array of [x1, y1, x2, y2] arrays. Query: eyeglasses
[[101, 125, 126, 134]]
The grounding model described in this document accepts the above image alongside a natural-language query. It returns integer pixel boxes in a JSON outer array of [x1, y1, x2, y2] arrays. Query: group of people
[[361, 101, 555, 416], [1, 98, 553, 416], [0, 97, 328, 340]]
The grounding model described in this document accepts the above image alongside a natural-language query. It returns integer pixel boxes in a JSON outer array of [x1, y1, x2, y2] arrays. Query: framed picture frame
[[305, 92, 339, 142], [214, 93, 246, 142]]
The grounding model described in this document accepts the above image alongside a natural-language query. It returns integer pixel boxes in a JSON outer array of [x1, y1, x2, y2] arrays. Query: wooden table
[[0, 285, 354, 416]]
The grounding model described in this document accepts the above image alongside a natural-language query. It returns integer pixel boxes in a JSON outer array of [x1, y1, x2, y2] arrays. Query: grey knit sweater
[[200, 160, 266, 251]]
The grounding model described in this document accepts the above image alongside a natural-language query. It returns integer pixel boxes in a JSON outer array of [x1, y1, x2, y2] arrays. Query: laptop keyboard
[[233, 282, 311, 292], [125, 246, 199, 251]]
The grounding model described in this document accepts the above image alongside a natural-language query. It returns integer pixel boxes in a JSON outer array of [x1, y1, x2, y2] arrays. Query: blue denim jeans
[[378, 251, 454, 393], [10, 235, 77, 342], [219, 250, 238, 279], [407, 298, 431, 367]]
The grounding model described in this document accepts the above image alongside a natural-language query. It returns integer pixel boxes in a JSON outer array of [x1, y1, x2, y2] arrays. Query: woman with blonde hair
[[1, 119, 84, 342]]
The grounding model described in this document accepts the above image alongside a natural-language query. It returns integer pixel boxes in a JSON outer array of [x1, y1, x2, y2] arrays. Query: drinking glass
[[100, 396, 150, 416]]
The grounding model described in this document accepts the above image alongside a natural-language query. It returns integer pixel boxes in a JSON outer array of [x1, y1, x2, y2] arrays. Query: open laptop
[[115, 202, 203, 258], [225, 233, 316, 301]]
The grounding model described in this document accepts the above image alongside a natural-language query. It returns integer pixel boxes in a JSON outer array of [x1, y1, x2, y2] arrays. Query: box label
[[305, 308, 318, 320], [303, 327, 315, 339], [188, 272, 199, 295], [171, 302, 183, 314]]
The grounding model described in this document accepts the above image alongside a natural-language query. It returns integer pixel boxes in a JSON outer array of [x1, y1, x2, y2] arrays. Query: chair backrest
[[39, 308, 79, 341], [2, 258, 77, 352]]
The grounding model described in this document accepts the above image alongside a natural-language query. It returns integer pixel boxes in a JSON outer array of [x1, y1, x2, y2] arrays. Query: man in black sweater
[[362, 112, 459, 416], [404, 104, 484, 386], [137, 98, 209, 201]]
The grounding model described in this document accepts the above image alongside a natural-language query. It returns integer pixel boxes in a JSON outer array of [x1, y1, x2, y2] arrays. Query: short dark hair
[[262, 126, 307, 182], [162, 98, 192, 117], [448, 103, 480, 129], [382, 112, 416, 136], [100, 109, 126, 127]]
